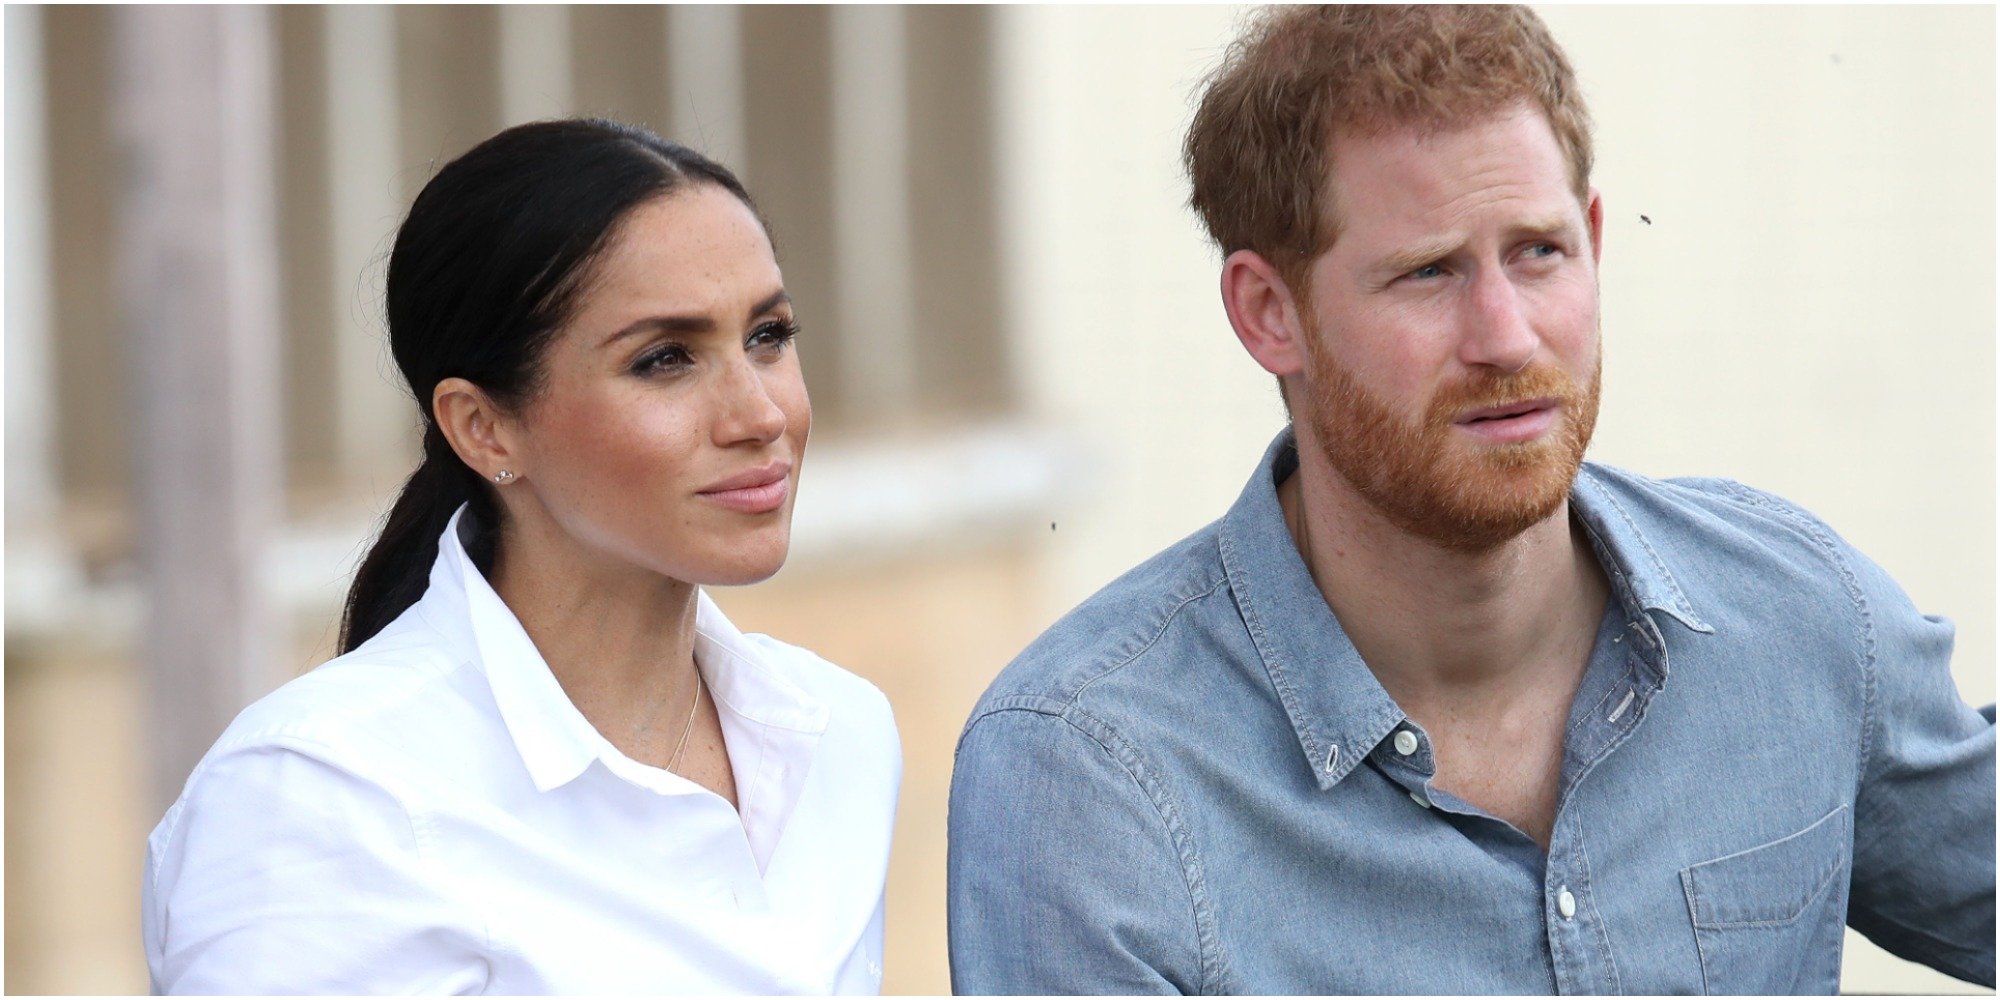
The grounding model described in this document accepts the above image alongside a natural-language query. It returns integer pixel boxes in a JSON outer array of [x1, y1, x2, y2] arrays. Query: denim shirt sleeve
[[1838, 531, 1997, 986], [948, 706, 1205, 995]]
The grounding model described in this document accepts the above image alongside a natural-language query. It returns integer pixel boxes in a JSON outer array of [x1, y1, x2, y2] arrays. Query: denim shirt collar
[[1216, 426, 1714, 791], [1568, 471, 1714, 637]]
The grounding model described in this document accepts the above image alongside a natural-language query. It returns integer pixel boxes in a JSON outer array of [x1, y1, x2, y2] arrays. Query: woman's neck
[[489, 510, 705, 768]]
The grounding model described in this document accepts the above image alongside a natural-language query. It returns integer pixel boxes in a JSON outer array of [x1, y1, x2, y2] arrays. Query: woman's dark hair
[[338, 118, 761, 653]]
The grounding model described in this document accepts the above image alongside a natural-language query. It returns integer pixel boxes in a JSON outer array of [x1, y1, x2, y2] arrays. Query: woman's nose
[[712, 358, 787, 447]]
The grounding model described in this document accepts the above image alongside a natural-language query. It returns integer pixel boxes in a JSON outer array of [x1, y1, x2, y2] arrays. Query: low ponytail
[[331, 119, 760, 655], [338, 426, 493, 652]]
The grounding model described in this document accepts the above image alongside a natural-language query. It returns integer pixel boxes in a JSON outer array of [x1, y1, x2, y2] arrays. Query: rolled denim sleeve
[[948, 706, 1204, 995], [1843, 545, 1996, 987]]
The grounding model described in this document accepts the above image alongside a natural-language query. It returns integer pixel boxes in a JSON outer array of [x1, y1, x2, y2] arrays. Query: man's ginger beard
[[1300, 320, 1602, 554]]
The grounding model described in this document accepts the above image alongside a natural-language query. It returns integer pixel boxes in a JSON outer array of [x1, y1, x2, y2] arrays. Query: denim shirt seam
[[1069, 573, 1233, 704], [1705, 482, 1878, 808], [957, 570, 1232, 746], [1056, 704, 1227, 994]]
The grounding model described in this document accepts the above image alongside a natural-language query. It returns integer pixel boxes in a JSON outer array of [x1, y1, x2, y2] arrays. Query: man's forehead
[[1319, 106, 1577, 231]]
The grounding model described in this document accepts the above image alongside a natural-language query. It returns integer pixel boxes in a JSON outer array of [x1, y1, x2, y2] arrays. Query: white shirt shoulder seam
[[187, 732, 430, 858]]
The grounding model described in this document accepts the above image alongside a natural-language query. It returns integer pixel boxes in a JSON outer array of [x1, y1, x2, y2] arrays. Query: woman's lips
[[697, 463, 791, 514], [1453, 399, 1560, 444]]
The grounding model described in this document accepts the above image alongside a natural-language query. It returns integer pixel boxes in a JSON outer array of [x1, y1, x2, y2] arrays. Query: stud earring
[[492, 470, 516, 484]]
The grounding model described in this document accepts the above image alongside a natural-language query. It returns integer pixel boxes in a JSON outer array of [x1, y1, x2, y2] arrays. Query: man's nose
[[1457, 269, 1539, 373]]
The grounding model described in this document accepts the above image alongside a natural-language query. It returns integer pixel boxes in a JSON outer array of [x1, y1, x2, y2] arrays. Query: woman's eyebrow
[[600, 314, 714, 348], [598, 289, 791, 349], [748, 288, 791, 320]]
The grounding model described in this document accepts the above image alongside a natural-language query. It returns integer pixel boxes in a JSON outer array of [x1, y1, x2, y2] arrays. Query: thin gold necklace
[[665, 672, 704, 774]]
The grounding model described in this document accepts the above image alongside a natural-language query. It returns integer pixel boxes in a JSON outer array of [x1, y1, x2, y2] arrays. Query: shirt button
[[1409, 789, 1431, 809], [1393, 730, 1419, 756], [1557, 887, 1577, 919]]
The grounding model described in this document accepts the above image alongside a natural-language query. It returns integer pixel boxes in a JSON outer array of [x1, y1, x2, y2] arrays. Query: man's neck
[[1276, 448, 1610, 713]]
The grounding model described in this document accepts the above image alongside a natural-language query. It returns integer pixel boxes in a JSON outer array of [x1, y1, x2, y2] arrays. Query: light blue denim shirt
[[948, 428, 1994, 994]]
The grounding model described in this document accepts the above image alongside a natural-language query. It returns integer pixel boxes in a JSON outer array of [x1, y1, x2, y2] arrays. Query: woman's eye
[[631, 344, 693, 376], [749, 319, 800, 354]]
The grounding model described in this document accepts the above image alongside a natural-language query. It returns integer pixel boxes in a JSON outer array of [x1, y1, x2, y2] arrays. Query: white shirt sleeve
[[143, 742, 489, 994]]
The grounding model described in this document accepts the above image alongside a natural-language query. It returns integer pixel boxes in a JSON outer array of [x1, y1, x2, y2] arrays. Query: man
[[947, 6, 1994, 994]]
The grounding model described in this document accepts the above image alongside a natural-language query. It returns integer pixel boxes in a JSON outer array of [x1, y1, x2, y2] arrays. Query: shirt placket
[[1545, 613, 1669, 995], [1370, 726, 1552, 896]]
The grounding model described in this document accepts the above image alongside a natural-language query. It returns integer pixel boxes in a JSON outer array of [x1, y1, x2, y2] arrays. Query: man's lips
[[697, 461, 791, 514], [1452, 397, 1560, 443], [1456, 396, 1559, 423]]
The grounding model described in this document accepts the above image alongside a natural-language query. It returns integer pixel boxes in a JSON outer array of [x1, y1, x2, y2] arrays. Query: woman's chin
[[687, 539, 791, 588], [699, 562, 787, 588]]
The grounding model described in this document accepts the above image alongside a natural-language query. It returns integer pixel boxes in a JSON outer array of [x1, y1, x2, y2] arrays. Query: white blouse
[[142, 510, 902, 994]]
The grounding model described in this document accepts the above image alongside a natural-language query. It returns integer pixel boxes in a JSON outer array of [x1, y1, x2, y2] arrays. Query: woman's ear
[[1220, 249, 1312, 379], [432, 378, 520, 484]]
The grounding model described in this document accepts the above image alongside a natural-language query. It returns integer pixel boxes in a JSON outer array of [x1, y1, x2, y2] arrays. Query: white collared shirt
[[142, 510, 901, 994]]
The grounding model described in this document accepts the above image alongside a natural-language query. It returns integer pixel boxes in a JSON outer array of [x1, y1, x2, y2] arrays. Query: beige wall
[[5, 5, 1991, 996], [994, 5, 1993, 994]]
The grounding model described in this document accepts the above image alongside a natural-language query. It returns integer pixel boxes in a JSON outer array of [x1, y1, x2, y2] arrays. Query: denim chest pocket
[[1680, 805, 1851, 995]]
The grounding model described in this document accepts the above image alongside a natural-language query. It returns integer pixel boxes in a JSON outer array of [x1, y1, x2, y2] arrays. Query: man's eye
[[1408, 264, 1445, 280]]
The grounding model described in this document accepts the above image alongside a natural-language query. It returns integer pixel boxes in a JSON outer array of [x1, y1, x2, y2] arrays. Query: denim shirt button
[[1393, 730, 1419, 756], [1557, 887, 1577, 919], [1324, 743, 1341, 771]]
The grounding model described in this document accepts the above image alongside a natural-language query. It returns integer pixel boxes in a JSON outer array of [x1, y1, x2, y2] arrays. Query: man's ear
[[432, 377, 520, 484], [1586, 188, 1604, 265], [1220, 249, 1311, 379]]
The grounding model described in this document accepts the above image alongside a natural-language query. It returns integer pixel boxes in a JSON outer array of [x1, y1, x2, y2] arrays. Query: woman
[[140, 120, 901, 994]]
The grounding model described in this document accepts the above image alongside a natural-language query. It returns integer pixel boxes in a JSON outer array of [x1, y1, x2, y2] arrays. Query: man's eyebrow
[[1377, 237, 1460, 277], [598, 288, 792, 349], [1374, 217, 1578, 277], [1509, 215, 1576, 242]]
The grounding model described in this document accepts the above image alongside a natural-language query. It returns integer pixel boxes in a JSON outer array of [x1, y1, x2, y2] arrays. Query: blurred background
[[4, 5, 1991, 995]]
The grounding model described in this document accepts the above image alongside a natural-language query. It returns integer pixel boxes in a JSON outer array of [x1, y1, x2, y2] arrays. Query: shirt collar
[[692, 600, 831, 738], [422, 507, 601, 791], [1217, 430, 1403, 790], [418, 507, 827, 796], [1568, 466, 1714, 637], [1217, 427, 1712, 791]]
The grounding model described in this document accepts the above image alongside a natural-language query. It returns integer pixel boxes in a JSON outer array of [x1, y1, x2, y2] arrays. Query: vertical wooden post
[[666, 6, 747, 175], [830, 6, 919, 424], [322, 6, 411, 487], [5, 6, 58, 532], [498, 5, 573, 125], [112, 6, 283, 814]]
